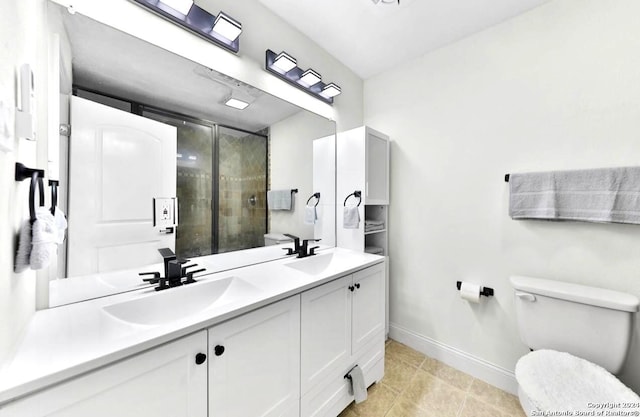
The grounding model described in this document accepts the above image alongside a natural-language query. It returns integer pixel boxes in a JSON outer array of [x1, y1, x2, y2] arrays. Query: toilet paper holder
[[456, 281, 494, 297]]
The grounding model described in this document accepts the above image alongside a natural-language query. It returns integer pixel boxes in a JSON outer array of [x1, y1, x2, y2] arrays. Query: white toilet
[[511, 275, 640, 415]]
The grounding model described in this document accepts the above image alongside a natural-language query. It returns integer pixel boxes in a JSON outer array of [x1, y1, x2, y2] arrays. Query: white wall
[[0, 0, 47, 364], [364, 0, 640, 392]]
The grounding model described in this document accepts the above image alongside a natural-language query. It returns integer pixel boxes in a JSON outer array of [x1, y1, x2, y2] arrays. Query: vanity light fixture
[[272, 52, 297, 72], [132, 0, 242, 53], [265, 50, 341, 104], [224, 97, 250, 110], [211, 12, 242, 42], [160, 0, 193, 15], [321, 83, 342, 98], [299, 69, 322, 87]]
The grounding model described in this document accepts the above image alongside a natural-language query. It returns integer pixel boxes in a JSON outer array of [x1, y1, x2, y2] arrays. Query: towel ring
[[28, 172, 45, 224], [306, 192, 321, 207], [49, 180, 59, 215], [343, 190, 362, 207], [15, 163, 46, 224]]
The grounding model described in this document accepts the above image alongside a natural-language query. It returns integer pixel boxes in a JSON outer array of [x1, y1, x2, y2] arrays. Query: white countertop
[[0, 247, 384, 406], [50, 243, 315, 307]]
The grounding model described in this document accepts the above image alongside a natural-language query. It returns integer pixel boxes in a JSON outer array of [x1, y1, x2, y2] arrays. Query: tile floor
[[339, 339, 527, 417]]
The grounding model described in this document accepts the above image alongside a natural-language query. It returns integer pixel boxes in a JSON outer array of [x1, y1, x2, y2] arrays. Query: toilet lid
[[516, 350, 640, 413]]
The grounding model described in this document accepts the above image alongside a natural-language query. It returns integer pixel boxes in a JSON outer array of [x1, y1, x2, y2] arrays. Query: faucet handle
[[309, 246, 320, 256], [185, 268, 206, 284], [182, 263, 198, 276], [282, 247, 296, 256], [139, 271, 161, 283]]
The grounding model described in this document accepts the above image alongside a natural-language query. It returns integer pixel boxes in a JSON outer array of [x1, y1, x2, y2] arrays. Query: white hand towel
[[14, 220, 32, 273], [30, 207, 57, 270], [343, 206, 360, 229], [304, 205, 317, 225], [53, 208, 68, 244]]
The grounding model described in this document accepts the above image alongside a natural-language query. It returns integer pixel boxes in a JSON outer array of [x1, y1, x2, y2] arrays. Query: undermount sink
[[102, 276, 262, 325], [284, 253, 336, 275]]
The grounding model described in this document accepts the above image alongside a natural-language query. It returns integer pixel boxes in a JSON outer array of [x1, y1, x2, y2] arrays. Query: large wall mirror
[[46, 2, 336, 306]]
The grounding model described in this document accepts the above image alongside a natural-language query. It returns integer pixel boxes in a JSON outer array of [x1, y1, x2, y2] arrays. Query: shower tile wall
[[218, 128, 267, 253]]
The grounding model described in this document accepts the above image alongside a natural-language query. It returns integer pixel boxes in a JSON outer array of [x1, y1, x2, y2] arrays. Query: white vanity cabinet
[[0, 259, 385, 417], [0, 331, 208, 417], [300, 263, 385, 417], [208, 295, 301, 417]]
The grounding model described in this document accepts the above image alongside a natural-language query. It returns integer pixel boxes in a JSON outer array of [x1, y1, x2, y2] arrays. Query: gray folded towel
[[509, 167, 640, 224], [267, 189, 294, 211]]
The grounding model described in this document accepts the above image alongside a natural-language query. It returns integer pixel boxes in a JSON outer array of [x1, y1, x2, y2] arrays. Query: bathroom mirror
[[46, 2, 336, 306]]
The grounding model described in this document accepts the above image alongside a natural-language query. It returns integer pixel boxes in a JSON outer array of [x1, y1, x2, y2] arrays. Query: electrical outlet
[[153, 197, 177, 228]]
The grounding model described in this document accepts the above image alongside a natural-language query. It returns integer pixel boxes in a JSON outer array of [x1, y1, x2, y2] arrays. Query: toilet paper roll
[[460, 282, 481, 303]]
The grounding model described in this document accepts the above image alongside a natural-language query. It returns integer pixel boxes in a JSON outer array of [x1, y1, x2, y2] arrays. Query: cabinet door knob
[[348, 285, 355, 292], [214, 345, 225, 356], [355, 283, 361, 289], [195, 353, 207, 365]]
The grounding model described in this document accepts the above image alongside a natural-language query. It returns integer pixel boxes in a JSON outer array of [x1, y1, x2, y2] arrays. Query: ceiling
[[60, 7, 302, 132], [258, 0, 550, 79]]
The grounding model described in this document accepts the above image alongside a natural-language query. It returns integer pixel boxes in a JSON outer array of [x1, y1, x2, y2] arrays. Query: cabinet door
[[300, 275, 352, 394], [364, 128, 389, 205], [0, 332, 208, 417], [208, 296, 301, 417], [352, 264, 386, 354]]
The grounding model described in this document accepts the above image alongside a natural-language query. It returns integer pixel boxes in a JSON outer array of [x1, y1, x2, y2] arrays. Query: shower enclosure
[[143, 109, 268, 258]]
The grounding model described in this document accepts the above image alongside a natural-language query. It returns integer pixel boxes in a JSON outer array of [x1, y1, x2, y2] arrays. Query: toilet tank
[[510, 276, 639, 374]]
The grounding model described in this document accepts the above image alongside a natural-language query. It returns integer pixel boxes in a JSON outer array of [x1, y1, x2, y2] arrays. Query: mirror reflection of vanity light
[[224, 98, 250, 110]]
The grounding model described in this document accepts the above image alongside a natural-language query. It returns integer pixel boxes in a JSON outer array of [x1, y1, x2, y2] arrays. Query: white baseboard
[[389, 323, 519, 395]]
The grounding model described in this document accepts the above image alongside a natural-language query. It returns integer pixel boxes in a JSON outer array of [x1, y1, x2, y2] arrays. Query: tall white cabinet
[[336, 126, 390, 335], [336, 126, 389, 255]]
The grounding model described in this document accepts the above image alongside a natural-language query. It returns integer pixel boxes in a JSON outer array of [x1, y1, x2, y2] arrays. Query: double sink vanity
[[0, 247, 386, 417]]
